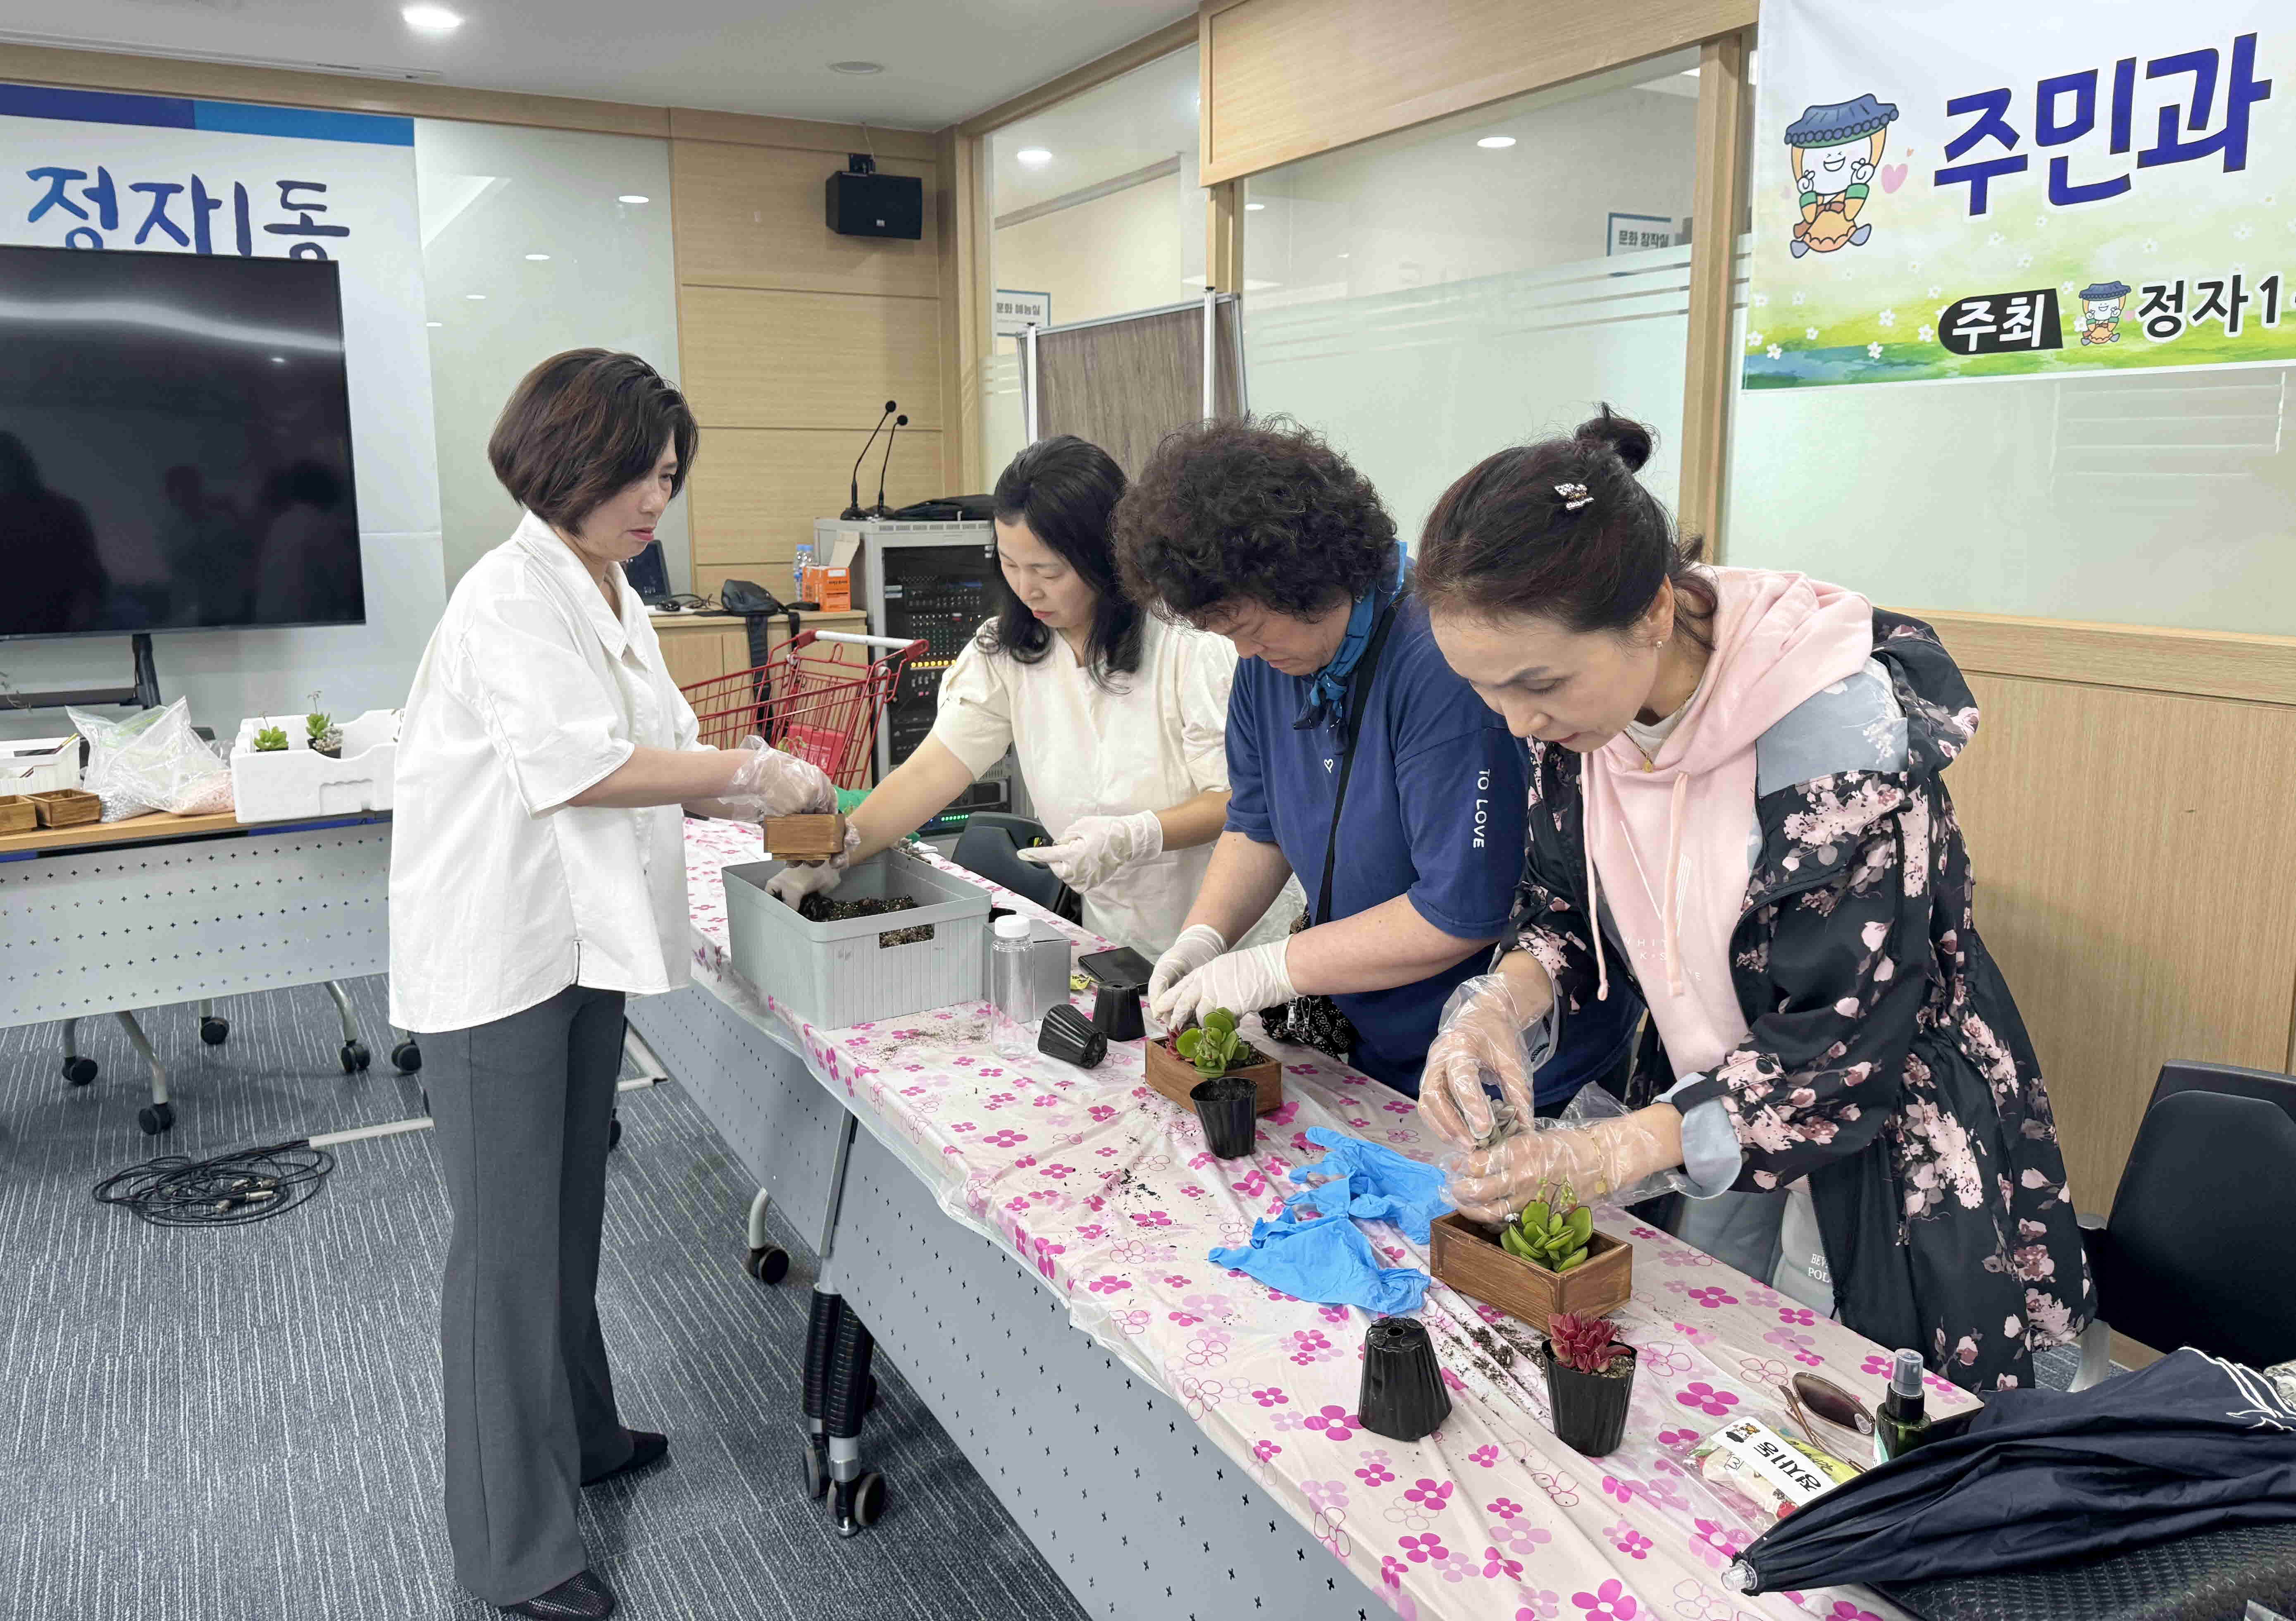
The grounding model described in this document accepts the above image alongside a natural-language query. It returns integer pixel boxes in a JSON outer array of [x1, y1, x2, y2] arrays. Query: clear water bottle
[[991, 914, 1042, 1060]]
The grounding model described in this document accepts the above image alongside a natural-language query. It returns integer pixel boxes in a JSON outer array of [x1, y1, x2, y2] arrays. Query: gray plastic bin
[[721, 848, 992, 1029]]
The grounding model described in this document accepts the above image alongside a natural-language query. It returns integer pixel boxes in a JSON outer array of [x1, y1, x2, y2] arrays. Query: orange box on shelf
[[801, 565, 851, 611]]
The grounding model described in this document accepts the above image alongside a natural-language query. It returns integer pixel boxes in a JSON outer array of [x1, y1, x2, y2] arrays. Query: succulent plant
[[252, 726, 289, 752], [305, 709, 332, 741], [1174, 1007, 1247, 1078], [1499, 1181, 1595, 1272], [1545, 1311, 1630, 1375]]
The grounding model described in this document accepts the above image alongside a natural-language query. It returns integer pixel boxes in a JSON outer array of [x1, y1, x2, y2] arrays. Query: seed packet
[[1690, 1417, 1858, 1521]]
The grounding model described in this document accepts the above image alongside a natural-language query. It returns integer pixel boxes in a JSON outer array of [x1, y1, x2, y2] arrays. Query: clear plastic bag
[[68, 700, 234, 819], [1438, 1073, 1694, 1219]]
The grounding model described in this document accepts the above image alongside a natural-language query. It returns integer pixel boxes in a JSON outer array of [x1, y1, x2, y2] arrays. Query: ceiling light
[[829, 60, 883, 75], [1245, 202, 1265, 211], [401, 4, 463, 33], [426, 320, 443, 327], [269, 355, 286, 364], [1015, 148, 1051, 167], [465, 292, 485, 300], [1477, 135, 1516, 149], [525, 253, 550, 260], [617, 194, 649, 204]]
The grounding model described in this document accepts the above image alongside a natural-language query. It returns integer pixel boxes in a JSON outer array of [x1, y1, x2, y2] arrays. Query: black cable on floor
[[93, 1138, 335, 1228]]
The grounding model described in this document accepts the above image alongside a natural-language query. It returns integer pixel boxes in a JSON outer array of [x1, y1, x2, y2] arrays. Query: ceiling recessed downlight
[[465, 292, 486, 300], [525, 253, 550, 260], [1245, 201, 1265, 211], [1015, 147, 1052, 167], [1476, 135, 1516, 149], [401, 4, 463, 33], [617, 194, 649, 204], [829, 60, 883, 75]]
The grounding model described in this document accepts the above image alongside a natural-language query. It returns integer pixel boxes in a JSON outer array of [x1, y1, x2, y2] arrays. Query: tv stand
[[10, 632, 163, 713]]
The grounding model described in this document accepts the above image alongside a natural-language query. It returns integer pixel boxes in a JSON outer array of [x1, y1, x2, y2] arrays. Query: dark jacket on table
[[1509, 611, 2093, 1392]]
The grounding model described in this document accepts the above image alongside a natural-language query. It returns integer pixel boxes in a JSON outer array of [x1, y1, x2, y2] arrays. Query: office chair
[[2073, 1060, 2296, 1387], [950, 811, 1082, 924]]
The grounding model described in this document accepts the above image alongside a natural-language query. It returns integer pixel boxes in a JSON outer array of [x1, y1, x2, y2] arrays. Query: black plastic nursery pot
[[1190, 1076, 1259, 1159], [1358, 1316, 1452, 1443], [1537, 1343, 1638, 1457]]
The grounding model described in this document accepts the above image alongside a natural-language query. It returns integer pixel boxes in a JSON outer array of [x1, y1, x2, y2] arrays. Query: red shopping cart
[[680, 630, 927, 790]]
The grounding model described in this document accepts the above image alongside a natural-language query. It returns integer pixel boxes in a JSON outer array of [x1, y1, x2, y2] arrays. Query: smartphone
[[1078, 946, 1156, 988]]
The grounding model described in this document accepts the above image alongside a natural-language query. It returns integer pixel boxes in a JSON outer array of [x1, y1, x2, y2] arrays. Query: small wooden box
[[1144, 1036, 1283, 1115], [1429, 1213, 1632, 1333], [29, 789, 101, 828], [0, 795, 35, 833], [761, 813, 847, 861]]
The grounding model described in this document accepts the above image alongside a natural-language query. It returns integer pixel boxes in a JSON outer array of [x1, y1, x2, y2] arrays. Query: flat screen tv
[[0, 241, 363, 638]]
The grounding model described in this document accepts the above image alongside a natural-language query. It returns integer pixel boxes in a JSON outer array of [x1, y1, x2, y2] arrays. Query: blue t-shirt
[[1225, 599, 1640, 1097]]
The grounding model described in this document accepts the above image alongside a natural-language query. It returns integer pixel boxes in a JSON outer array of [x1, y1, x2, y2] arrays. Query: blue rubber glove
[[1282, 1127, 1453, 1245], [1208, 1208, 1431, 1317]]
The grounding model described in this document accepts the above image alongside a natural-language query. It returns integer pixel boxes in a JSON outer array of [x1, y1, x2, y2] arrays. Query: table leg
[[799, 1110, 887, 1533]]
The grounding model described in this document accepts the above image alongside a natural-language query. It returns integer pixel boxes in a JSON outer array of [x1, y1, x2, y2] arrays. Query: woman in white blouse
[[390, 351, 832, 1621], [768, 435, 1242, 956]]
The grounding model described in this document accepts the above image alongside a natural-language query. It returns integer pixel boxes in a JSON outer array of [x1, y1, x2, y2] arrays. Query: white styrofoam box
[[230, 709, 401, 824], [722, 848, 991, 1029], [0, 737, 79, 795]]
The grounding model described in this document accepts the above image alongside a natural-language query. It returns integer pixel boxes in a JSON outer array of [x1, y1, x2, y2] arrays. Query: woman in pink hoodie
[[1412, 409, 2091, 1393]]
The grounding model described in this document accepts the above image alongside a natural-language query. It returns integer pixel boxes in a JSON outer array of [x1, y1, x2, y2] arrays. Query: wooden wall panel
[[680, 287, 944, 432], [672, 141, 943, 297], [686, 429, 945, 568], [1199, 0, 1757, 184], [1919, 610, 2296, 708], [1946, 672, 2296, 1212]]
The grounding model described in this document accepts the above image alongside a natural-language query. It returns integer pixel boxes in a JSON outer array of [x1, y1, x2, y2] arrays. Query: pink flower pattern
[[673, 817, 1985, 1621]]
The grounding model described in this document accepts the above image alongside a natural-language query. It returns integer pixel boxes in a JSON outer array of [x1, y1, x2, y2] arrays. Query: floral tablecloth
[[681, 821, 1976, 1621]]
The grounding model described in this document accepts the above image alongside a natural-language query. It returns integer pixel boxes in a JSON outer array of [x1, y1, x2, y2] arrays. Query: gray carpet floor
[[0, 974, 1089, 1621]]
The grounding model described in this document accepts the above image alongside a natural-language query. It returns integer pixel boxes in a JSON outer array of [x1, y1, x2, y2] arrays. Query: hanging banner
[[0, 81, 440, 545], [1744, 0, 2296, 389]]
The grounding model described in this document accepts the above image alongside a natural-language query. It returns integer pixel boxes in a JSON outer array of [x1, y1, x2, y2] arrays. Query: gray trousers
[[427, 984, 635, 1605]]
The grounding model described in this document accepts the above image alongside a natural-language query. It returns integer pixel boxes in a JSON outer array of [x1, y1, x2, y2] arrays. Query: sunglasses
[[1780, 1372, 1874, 1472]]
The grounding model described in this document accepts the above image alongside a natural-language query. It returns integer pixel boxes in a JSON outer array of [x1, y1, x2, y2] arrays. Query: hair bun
[[1574, 406, 1653, 475]]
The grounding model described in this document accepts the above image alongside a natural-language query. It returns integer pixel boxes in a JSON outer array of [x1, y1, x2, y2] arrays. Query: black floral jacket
[[1511, 612, 2093, 1392]]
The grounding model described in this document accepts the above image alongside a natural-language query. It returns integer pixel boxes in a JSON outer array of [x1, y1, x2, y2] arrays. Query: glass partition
[[985, 45, 1204, 479], [415, 121, 682, 593], [1241, 53, 1703, 547]]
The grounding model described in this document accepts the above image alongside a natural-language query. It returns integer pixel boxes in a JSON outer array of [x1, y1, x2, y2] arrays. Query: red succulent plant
[[1546, 1311, 1630, 1375]]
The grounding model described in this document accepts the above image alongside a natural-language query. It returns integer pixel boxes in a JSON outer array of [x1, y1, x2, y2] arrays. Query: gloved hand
[[1016, 810, 1163, 893], [725, 735, 836, 819], [1419, 973, 1553, 1148], [1442, 1089, 1689, 1224], [1148, 924, 1226, 1014], [765, 862, 842, 910], [1154, 938, 1296, 1033]]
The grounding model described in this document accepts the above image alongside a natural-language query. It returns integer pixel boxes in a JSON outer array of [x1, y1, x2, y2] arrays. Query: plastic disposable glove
[[765, 862, 842, 909], [1155, 939, 1296, 1033], [1016, 809, 1163, 893], [1148, 924, 1227, 1014], [1283, 1126, 1452, 1244], [1442, 1085, 1690, 1224], [725, 735, 836, 819], [1419, 973, 1556, 1149]]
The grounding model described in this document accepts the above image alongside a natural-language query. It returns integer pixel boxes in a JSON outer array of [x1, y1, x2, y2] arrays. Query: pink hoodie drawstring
[[1662, 771, 1688, 998], [1583, 763, 1610, 1002]]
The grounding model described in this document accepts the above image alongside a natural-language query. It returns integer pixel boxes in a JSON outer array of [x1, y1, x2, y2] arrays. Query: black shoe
[[582, 1428, 669, 1487], [504, 1569, 615, 1619]]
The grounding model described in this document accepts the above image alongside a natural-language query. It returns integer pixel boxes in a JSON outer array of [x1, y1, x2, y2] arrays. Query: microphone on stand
[[842, 400, 897, 519], [869, 414, 908, 517]]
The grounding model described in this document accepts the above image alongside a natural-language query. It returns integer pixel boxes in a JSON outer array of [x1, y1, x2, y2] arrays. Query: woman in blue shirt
[[1112, 417, 1640, 1101]]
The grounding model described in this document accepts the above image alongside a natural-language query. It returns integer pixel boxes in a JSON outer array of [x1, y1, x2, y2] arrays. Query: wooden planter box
[[1429, 1213, 1631, 1333], [0, 795, 35, 834], [1144, 1036, 1283, 1115], [761, 813, 848, 861], [29, 789, 101, 828]]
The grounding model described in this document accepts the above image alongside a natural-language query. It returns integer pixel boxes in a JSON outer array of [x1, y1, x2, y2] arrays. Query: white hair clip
[[1555, 482, 1593, 511]]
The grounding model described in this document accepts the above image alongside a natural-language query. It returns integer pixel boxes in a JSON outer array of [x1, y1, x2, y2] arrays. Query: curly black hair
[[1112, 416, 1397, 625]]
